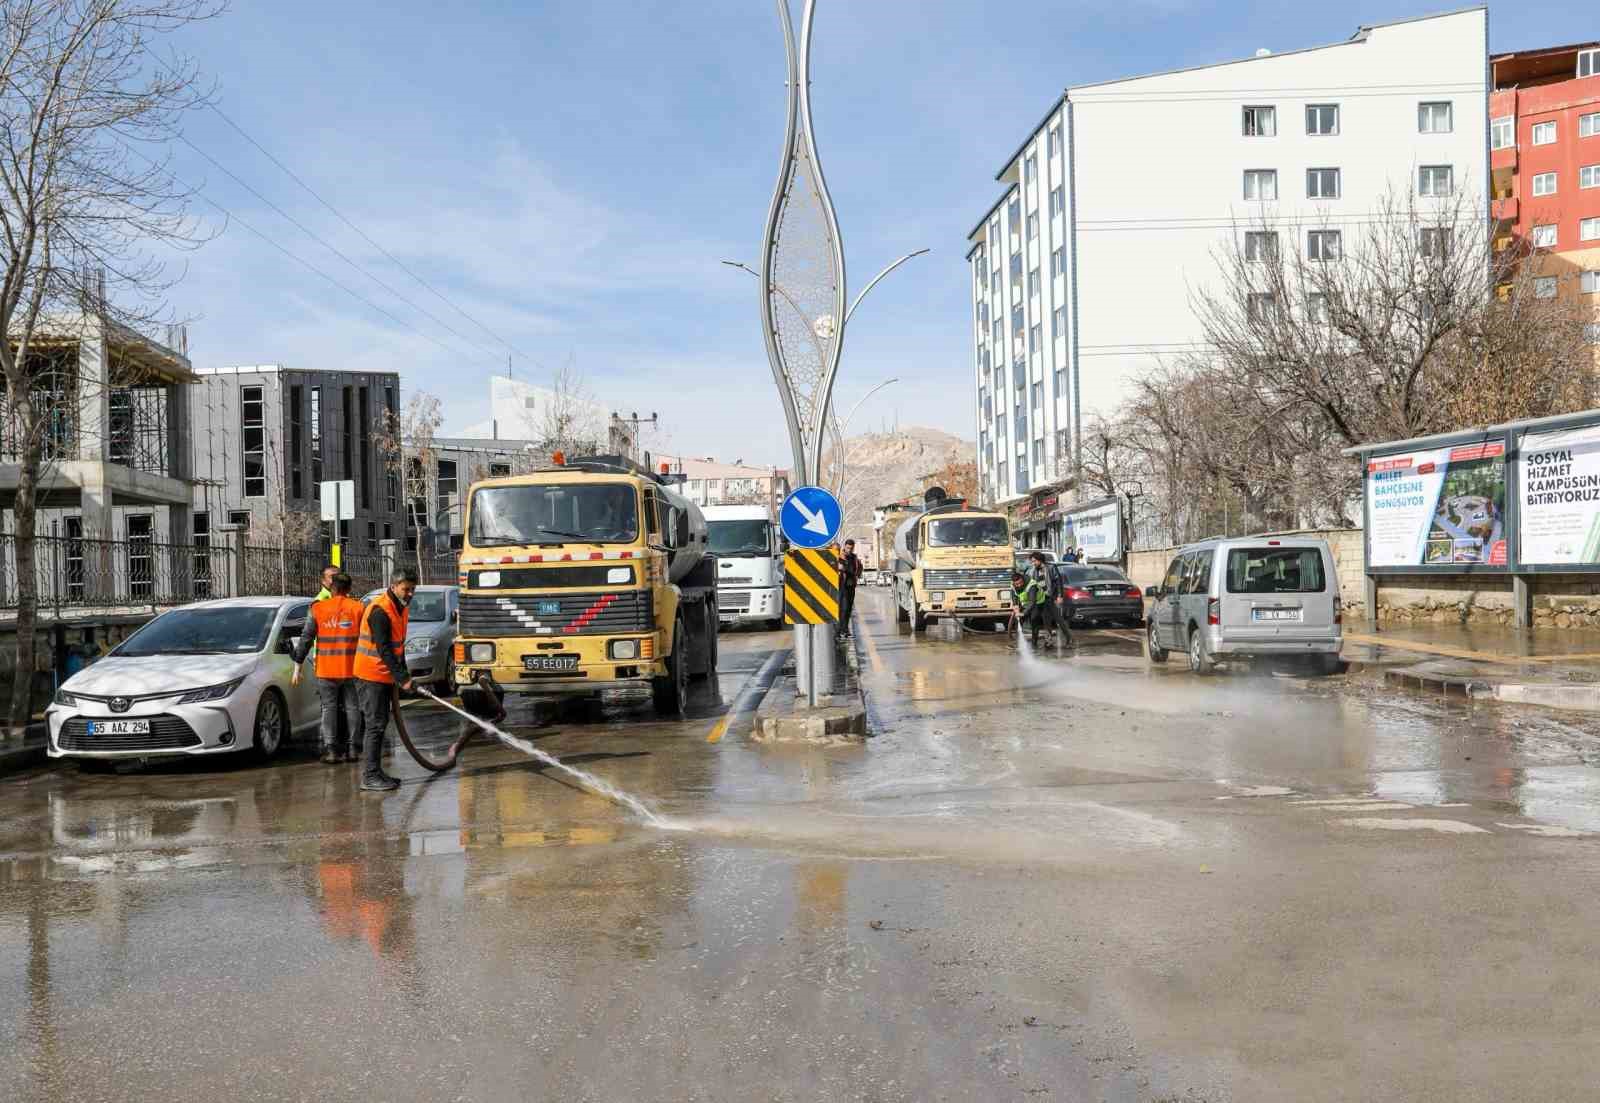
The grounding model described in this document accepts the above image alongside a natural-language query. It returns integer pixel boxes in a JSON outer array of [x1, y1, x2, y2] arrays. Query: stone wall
[[1128, 529, 1600, 628]]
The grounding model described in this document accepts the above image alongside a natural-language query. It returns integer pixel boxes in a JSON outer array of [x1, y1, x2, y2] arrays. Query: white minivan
[[1145, 536, 1342, 675]]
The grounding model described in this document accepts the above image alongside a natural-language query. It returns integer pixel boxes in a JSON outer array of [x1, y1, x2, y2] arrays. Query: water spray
[[389, 679, 668, 827]]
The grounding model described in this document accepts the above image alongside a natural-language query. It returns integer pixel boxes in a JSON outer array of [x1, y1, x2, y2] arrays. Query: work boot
[[343, 742, 361, 764], [319, 747, 340, 765], [360, 773, 399, 792], [359, 733, 397, 791]]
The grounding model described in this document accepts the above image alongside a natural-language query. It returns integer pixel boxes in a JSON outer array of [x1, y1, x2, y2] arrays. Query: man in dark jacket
[[837, 539, 863, 637], [353, 567, 419, 792], [1030, 551, 1071, 648]]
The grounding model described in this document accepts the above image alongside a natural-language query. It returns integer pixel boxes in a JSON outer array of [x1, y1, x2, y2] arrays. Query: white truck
[[704, 504, 784, 630]]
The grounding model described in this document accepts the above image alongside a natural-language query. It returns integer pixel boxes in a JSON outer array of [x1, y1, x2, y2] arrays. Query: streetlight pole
[[831, 376, 899, 502]]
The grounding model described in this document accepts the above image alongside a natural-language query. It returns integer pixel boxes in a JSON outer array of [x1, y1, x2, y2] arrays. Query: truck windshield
[[467, 483, 638, 546], [927, 517, 1009, 547], [708, 520, 770, 557]]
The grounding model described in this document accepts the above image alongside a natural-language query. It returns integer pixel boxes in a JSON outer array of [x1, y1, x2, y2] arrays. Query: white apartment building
[[969, 7, 1489, 507], [656, 454, 790, 516]]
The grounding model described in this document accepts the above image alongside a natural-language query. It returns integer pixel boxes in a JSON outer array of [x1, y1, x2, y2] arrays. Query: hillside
[[822, 426, 974, 538]]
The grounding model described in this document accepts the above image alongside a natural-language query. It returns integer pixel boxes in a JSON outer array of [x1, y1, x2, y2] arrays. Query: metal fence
[[0, 533, 459, 614]]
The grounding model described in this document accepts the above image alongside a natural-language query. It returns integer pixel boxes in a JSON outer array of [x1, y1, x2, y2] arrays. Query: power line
[[122, 141, 496, 365], [175, 134, 506, 370]]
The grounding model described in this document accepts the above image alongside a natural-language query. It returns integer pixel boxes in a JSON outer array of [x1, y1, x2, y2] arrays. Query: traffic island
[[752, 635, 868, 744]]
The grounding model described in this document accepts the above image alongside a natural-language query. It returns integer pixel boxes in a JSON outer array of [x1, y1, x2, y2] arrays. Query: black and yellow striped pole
[[783, 547, 840, 626]]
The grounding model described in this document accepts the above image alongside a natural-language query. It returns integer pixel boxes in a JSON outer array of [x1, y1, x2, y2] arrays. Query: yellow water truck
[[452, 453, 717, 718], [891, 490, 1014, 631]]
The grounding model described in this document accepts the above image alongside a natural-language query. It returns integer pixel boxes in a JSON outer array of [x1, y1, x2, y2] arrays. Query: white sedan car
[[47, 596, 324, 765]]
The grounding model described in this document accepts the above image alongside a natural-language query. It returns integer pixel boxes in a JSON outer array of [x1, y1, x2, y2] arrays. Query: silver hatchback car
[[1145, 536, 1342, 675]]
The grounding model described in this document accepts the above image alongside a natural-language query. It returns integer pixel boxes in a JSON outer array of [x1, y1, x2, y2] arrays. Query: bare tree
[[1121, 184, 1593, 540], [536, 361, 607, 457], [0, 0, 217, 736], [374, 392, 442, 580]]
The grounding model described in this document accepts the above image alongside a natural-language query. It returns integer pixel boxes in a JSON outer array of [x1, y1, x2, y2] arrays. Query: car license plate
[[523, 654, 579, 672], [536, 600, 561, 615], [87, 719, 151, 736], [1093, 586, 1123, 595], [1252, 608, 1302, 622]]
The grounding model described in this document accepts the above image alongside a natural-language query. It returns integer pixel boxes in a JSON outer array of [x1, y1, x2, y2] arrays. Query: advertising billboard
[[1366, 441, 1507, 568], [1063, 499, 1122, 561], [1517, 423, 1600, 566]]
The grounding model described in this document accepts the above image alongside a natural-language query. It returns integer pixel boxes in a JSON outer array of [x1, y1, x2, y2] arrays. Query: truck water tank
[[656, 482, 709, 584]]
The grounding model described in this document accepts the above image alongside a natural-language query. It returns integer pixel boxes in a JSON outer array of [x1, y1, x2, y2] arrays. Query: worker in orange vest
[[353, 566, 418, 792], [291, 571, 365, 765]]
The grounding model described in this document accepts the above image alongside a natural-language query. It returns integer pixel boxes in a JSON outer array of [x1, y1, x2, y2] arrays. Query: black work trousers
[[357, 679, 394, 781], [315, 678, 362, 754], [838, 583, 857, 635]]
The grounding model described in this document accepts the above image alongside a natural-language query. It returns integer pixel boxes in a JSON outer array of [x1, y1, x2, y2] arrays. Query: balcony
[[1492, 195, 1520, 223]]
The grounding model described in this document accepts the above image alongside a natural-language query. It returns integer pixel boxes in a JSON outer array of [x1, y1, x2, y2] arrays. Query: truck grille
[[719, 575, 754, 585], [924, 568, 1011, 589], [460, 591, 654, 637], [719, 591, 752, 610], [58, 715, 203, 752], [467, 564, 633, 589]]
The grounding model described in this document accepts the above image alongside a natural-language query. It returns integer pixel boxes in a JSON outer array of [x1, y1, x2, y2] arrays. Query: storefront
[[1011, 489, 1064, 552]]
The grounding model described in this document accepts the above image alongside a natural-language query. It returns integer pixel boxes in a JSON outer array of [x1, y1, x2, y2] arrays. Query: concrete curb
[[752, 685, 867, 743], [1385, 665, 1600, 713]]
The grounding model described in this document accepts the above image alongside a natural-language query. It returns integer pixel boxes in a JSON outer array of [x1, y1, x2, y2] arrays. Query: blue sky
[[166, 1, 1592, 467]]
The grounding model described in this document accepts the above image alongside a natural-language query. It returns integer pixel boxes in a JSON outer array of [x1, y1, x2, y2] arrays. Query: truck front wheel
[[652, 616, 689, 719]]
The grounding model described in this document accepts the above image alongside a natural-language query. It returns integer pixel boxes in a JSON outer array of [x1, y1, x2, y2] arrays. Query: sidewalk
[[0, 724, 50, 777], [1343, 621, 1600, 712]]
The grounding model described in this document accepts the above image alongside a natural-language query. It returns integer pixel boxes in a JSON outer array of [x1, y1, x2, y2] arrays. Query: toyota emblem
[[108, 696, 131, 714]]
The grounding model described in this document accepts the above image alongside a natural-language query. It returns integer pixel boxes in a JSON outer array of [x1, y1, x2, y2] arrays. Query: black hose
[[389, 674, 500, 773]]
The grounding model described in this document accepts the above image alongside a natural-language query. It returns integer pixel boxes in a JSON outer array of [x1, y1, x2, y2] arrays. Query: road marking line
[[706, 647, 791, 743], [706, 715, 731, 744], [1334, 817, 1488, 834], [1498, 822, 1587, 837]]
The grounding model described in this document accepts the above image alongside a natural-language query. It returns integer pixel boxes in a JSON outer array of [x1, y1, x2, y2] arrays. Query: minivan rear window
[[1226, 548, 1326, 594]]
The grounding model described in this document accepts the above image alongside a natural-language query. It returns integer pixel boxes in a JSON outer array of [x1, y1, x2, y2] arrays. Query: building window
[[1049, 186, 1063, 216], [1532, 171, 1558, 196], [1534, 276, 1557, 299], [1053, 369, 1066, 398], [1419, 226, 1452, 258], [126, 514, 153, 601], [1307, 229, 1341, 261], [1050, 247, 1063, 278], [1031, 382, 1043, 408], [1011, 304, 1024, 335], [1305, 103, 1338, 136], [1418, 165, 1453, 197], [228, 509, 251, 531], [991, 269, 1000, 294], [1531, 223, 1557, 248], [992, 319, 1003, 344], [309, 385, 322, 497], [1026, 211, 1038, 240], [1242, 105, 1275, 137], [1243, 169, 1277, 200], [1532, 121, 1556, 146], [1007, 196, 1020, 229], [1491, 116, 1514, 150], [1585, 323, 1600, 345], [363, 520, 375, 549], [1024, 153, 1036, 184], [1306, 293, 1330, 324], [1048, 124, 1061, 158], [1244, 231, 1278, 262], [1580, 48, 1599, 79], [341, 386, 354, 492], [1052, 305, 1065, 337], [1028, 324, 1040, 354], [436, 457, 457, 525], [1306, 167, 1340, 199], [1032, 439, 1044, 468], [358, 386, 371, 510], [1246, 292, 1276, 322], [289, 384, 304, 500], [1581, 113, 1600, 139], [1583, 217, 1600, 242], [1027, 267, 1040, 296], [240, 384, 266, 498], [1580, 165, 1600, 189], [1010, 252, 1023, 281], [1581, 270, 1599, 294], [1417, 102, 1453, 133]]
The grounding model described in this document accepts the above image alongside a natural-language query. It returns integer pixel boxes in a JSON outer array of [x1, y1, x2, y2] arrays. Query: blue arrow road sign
[[780, 485, 842, 549]]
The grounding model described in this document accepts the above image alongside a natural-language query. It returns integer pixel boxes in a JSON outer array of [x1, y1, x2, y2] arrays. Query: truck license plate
[[524, 655, 579, 672], [87, 719, 151, 736], [955, 598, 985, 608], [1252, 608, 1302, 622], [536, 600, 561, 615]]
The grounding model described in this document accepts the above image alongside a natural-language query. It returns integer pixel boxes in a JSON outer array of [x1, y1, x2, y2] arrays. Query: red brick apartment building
[[1490, 42, 1600, 349]]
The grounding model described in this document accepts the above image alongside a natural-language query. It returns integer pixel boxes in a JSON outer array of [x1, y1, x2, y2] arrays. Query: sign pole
[[332, 482, 342, 569]]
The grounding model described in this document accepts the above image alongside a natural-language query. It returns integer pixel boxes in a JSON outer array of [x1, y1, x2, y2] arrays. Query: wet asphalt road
[[5, 589, 1600, 1101]]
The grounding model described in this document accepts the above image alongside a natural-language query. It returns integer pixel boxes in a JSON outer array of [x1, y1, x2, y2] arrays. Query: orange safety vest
[[309, 595, 364, 680], [354, 590, 410, 684]]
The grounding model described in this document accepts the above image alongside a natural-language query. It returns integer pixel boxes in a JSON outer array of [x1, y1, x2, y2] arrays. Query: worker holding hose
[[353, 566, 418, 792]]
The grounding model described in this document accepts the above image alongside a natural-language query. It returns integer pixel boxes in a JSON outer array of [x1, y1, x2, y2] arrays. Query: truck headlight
[[608, 639, 639, 660], [405, 636, 433, 656], [929, 591, 946, 603], [177, 678, 244, 704], [466, 642, 495, 663], [997, 590, 1009, 602]]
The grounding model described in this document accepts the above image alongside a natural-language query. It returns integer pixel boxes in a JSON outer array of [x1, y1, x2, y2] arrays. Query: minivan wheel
[[1187, 627, 1215, 675], [1147, 618, 1169, 663]]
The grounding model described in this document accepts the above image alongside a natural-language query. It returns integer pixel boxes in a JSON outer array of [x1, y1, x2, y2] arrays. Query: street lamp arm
[[844, 248, 930, 326]]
